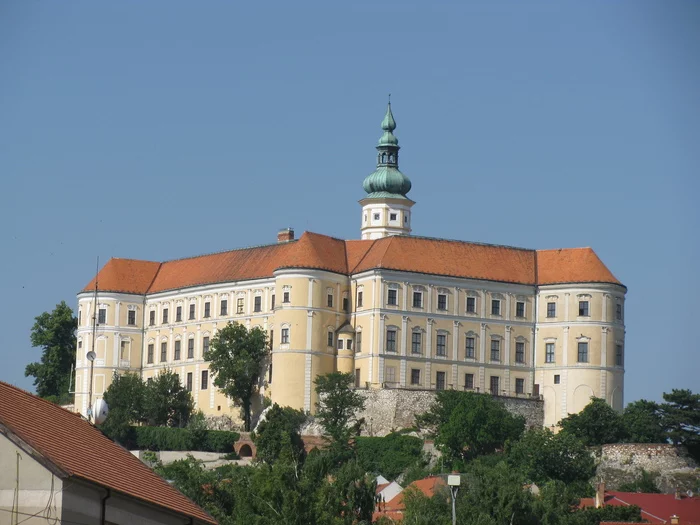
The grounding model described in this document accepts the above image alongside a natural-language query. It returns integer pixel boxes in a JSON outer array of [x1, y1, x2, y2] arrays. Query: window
[[186, 372, 193, 392], [554, 374, 560, 384], [343, 297, 349, 312], [411, 332, 422, 354], [147, 344, 154, 364], [201, 370, 208, 390], [356, 331, 362, 353], [189, 304, 195, 320], [149, 310, 155, 326], [547, 302, 556, 318], [545, 343, 555, 363], [466, 297, 476, 313], [271, 295, 276, 310], [579, 301, 589, 317], [327, 293, 333, 308], [491, 300, 500, 316], [515, 342, 525, 363], [188, 338, 195, 359], [413, 291, 423, 308], [373, 213, 380, 220], [120, 340, 128, 360], [390, 213, 397, 221], [355, 368, 361, 388], [269, 330, 274, 350], [490, 376, 500, 395], [283, 291, 290, 303], [220, 300, 228, 316], [616, 344, 623, 366], [436, 371, 446, 391], [616, 304, 623, 320], [465, 337, 475, 359], [176, 306, 182, 322], [174, 340, 181, 360], [98, 308, 106, 324], [268, 362, 273, 383], [410, 368, 421, 386], [78, 340, 82, 349], [347, 340, 353, 351], [490, 340, 500, 361], [386, 366, 396, 383], [254, 296, 261, 313], [203, 336, 210, 355], [125, 310, 135, 326], [79, 311, 82, 325], [160, 342, 167, 362], [357, 291, 363, 308], [162, 308, 168, 324], [437, 294, 447, 310], [387, 289, 398, 305], [204, 302, 211, 318], [337, 338, 344, 350], [237, 298, 244, 314], [577, 342, 588, 362], [281, 328, 289, 344], [328, 332, 334, 347], [465, 373, 474, 390], [436, 334, 447, 356], [515, 378, 524, 394], [386, 329, 397, 352], [516, 301, 525, 318]]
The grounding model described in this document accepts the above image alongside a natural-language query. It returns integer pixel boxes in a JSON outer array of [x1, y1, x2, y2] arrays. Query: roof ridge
[[161, 239, 298, 264], [145, 262, 164, 294], [396, 234, 535, 253], [346, 238, 378, 274], [536, 246, 593, 252], [371, 236, 396, 271]]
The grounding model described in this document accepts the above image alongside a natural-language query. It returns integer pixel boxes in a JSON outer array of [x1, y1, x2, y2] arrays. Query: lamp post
[[86, 350, 96, 422], [447, 474, 461, 525]]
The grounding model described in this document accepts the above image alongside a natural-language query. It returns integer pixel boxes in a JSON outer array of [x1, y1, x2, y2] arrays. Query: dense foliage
[[129, 426, 239, 452], [25, 301, 77, 402], [355, 433, 425, 480], [252, 403, 307, 465], [143, 370, 195, 427]]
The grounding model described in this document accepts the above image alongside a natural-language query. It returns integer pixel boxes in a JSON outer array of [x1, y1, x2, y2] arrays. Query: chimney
[[595, 482, 605, 509], [277, 228, 294, 243], [671, 515, 679, 525], [675, 488, 682, 500]]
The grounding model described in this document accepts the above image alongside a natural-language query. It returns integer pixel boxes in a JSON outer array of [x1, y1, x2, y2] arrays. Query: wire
[[0, 507, 104, 525]]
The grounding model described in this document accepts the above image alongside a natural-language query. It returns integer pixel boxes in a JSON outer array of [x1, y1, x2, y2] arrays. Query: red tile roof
[[373, 476, 446, 522], [81, 232, 623, 295], [580, 491, 700, 524], [0, 382, 216, 525]]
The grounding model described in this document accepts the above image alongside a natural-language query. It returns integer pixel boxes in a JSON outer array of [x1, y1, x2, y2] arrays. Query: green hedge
[[120, 426, 239, 452], [355, 433, 424, 480]]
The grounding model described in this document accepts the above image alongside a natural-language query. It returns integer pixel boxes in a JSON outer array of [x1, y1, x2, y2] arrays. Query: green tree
[[253, 403, 307, 465], [311, 459, 377, 525], [559, 398, 627, 446], [100, 372, 146, 443], [314, 372, 365, 456], [25, 301, 77, 401], [660, 389, 700, 448], [205, 322, 269, 431], [622, 400, 666, 443], [401, 486, 452, 525], [355, 433, 425, 480], [143, 370, 194, 427], [618, 469, 660, 493], [416, 390, 525, 463]]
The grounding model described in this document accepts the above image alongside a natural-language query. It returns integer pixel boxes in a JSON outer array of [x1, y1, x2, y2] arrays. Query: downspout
[[100, 488, 111, 525], [533, 251, 539, 399]]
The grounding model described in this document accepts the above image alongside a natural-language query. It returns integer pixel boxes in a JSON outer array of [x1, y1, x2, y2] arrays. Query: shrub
[[120, 426, 239, 452], [205, 430, 240, 453], [356, 433, 424, 479]]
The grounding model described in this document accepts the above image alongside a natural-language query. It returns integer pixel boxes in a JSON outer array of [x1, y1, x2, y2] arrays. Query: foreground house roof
[[81, 231, 624, 295], [0, 381, 217, 525], [580, 491, 700, 524]]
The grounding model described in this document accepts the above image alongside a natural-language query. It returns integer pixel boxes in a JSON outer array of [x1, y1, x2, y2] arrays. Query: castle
[[74, 103, 626, 428]]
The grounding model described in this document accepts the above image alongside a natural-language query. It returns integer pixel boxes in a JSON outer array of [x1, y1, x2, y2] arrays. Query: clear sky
[[1, 1, 698, 404]]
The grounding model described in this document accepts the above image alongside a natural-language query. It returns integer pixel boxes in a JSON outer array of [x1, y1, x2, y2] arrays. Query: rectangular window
[[189, 304, 195, 320], [436, 371, 446, 390], [545, 343, 555, 363], [387, 289, 398, 305], [201, 370, 208, 390], [357, 291, 363, 308], [491, 299, 500, 316], [268, 362, 273, 383], [547, 302, 556, 318], [411, 332, 422, 354], [283, 291, 290, 303], [579, 301, 589, 317], [221, 300, 228, 316], [281, 328, 289, 344], [174, 340, 181, 360], [176, 306, 182, 322], [237, 298, 244, 314], [343, 297, 349, 312], [269, 330, 274, 351], [147, 344, 154, 364], [616, 344, 623, 366], [149, 310, 155, 326], [204, 302, 211, 318], [186, 372, 193, 392], [203, 336, 210, 355], [390, 213, 397, 221], [554, 374, 560, 384], [127, 310, 136, 326], [346, 340, 352, 351], [616, 304, 622, 320], [160, 342, 167, 362], [162, 308, 168, 324], [386, 330, 397, 352], [254, 296, 261, 312], [465, 373, 474, 390], [356, 332, 362, 353], [98, 308, 107, 324], [120, 340, 128, 360], [355, 368, 361, 388], [271, 295, 276, 310], [327, 294, 334, 308], [79, 311, 82, 325], [410, 368, 421, 386], [490, 339, 500, 361], [337, 338, 344, 350], [515, 342, 525, 363], [413, 291, 423, 308], [490, 376, 500, 395], [516, 301, 525, 318], [386, 366, 396, 383], [436, 334, 447, 356], [465, 337, 475, 359], [578, 342, 589, 363], [466, 296, 476, 313], [328, 332, 334, 347], [437, 294, 447, 310], [515, 378, 525, 394], [188, 338, 195, 359]]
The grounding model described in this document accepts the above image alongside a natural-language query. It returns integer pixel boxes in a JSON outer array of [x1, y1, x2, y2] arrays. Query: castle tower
[[360, 101, 415, 239]]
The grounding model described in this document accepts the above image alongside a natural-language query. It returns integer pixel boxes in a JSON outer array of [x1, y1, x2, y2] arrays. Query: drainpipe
[[100, 488, 111, 525]]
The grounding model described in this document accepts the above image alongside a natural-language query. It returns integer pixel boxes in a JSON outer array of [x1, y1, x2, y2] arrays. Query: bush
[[204, 430, 240, 453], [117, 426, 239, 452], [356, 433, 424, 479]]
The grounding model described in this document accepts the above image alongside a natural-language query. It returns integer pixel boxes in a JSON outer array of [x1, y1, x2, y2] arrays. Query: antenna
[[87, 256, 99, 423]]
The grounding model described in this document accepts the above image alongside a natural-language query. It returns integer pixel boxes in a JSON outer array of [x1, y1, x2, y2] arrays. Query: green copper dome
[[362, 102, 412, 200]]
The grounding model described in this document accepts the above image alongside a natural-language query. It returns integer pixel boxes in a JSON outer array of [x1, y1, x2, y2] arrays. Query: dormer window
[[390, 213, 397, 221]]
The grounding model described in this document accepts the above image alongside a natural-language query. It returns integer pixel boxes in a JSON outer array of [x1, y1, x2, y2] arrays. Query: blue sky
[[1, 1, 698, 404]]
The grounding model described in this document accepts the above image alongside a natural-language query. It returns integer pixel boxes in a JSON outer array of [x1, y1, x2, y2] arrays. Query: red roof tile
[[0, 382, 216, 525], [537, 247, 622, 286], [82, 258, 161, 294], [580, 491, 700, 524]]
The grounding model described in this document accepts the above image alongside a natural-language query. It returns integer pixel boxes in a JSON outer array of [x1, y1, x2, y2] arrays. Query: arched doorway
[[239, 444, 253, 457]]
